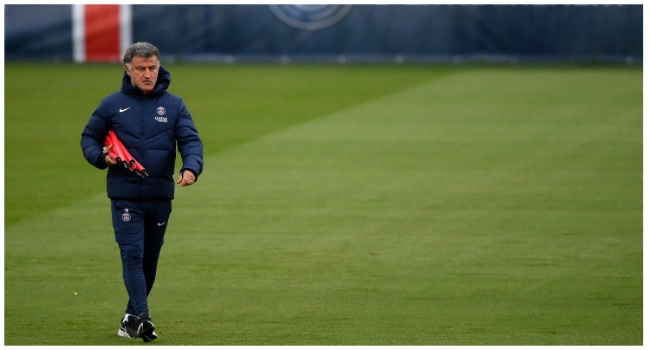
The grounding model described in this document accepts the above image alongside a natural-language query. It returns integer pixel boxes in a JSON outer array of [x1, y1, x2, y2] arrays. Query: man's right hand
[[104, 144, 118, 166]]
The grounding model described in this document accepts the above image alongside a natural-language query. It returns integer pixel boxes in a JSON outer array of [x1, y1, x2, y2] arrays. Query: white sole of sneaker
[[117, 329, 135, 338]]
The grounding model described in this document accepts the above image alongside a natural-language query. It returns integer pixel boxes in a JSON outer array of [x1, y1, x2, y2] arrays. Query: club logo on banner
[[269, 5, 352, 31]]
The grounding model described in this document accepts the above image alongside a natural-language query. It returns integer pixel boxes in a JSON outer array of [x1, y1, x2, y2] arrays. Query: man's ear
[[124, 65, 131, 76]]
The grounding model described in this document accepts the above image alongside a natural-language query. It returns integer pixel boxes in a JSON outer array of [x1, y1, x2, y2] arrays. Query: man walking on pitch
[[81, 42, 204, 342]]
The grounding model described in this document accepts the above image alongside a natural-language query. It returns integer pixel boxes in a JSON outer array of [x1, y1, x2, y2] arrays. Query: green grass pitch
[[4, 63, 642, 345]]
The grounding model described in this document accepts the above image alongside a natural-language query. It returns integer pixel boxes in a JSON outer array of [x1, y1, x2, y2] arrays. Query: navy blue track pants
[[111, 199, 172, 316]]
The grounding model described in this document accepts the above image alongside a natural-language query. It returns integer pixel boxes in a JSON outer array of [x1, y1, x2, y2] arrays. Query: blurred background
[[4, 4, 643, 64]]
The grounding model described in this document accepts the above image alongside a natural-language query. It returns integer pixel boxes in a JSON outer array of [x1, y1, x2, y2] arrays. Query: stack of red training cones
[[104, 130, 149, 178]]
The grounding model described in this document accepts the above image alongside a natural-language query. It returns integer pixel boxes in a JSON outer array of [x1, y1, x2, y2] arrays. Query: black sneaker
[[136, 313, 157, 342], [117, 314, 139, 338]]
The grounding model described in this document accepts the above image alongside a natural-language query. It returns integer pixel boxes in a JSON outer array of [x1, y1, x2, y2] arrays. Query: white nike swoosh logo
[[157, 221, 167, 226], [119, 107, 131, 113]]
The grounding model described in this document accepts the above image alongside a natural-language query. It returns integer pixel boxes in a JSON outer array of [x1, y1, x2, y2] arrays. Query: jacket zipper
[[140, 98, 145, 194]]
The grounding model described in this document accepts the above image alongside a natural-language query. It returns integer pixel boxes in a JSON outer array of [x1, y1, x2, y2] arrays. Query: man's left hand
[[177, 170, 196, 187]]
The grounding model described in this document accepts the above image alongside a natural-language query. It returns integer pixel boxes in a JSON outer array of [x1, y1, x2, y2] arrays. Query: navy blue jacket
[[81, 66, 203, 200]]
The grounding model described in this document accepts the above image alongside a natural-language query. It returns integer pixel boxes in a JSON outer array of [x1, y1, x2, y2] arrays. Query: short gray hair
[[122, 42, 160, 65]]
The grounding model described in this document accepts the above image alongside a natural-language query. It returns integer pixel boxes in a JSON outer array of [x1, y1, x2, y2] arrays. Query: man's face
[[125, 55, 159, 92]]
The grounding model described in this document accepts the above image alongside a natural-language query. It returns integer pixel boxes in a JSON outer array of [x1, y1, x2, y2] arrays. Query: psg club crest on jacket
[[157, 106, 166, 116], [122, 208, 131, 222]]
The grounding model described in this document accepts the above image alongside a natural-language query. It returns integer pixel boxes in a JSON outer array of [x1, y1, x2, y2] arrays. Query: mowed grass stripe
[[4, 67, 641, 345], [4, 63, 450, 225]]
